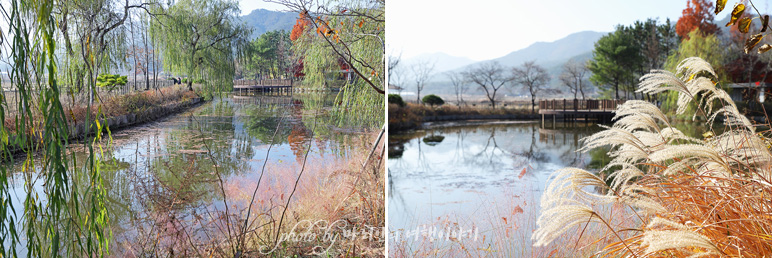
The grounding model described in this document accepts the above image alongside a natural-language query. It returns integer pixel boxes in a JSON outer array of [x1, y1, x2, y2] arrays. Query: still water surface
[[9, 94, 365, 255], [389, 122, 600, 254], [388, 120, 710, 256]]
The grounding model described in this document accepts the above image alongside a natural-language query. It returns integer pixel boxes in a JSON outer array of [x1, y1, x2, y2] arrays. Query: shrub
[[181, 77, 206, 84], [388, 94, 405, 107], [422, 135, 445, 146], [96, 74, 128, 88], [422, 94, 444, 106]]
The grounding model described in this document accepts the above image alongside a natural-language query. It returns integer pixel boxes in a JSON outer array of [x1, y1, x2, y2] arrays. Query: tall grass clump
[[533, 57, 772, 257]]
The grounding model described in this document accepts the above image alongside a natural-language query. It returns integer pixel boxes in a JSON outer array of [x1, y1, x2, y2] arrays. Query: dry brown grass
[[3, 85, 197, 134], [236, 131, 385, 257], [113, 130, 385, 257], [534, 57, 772, 257]]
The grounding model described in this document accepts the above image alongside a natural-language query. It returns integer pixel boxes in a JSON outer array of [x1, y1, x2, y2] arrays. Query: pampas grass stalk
[[533, 57, 772, 257]]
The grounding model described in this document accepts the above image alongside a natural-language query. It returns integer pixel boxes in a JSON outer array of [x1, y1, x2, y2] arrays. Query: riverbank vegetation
[[388, 102, 532, 132], [2, 85, 198, 136]]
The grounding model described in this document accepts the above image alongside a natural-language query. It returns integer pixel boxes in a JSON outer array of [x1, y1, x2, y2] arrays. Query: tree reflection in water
[[387, 122, 603, 255]]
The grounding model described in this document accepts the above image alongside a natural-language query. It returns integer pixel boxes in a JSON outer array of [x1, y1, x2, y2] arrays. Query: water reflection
[[388, 122, 602, 255], [8, 93, 361, 255], [389, 120, 715, 255]]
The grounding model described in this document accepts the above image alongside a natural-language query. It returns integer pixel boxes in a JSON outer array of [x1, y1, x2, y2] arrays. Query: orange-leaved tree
[[290, 11, 310, 41], [676, 0, 720, 40]]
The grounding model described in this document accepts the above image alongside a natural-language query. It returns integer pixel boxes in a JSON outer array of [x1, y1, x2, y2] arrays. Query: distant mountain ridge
[[240, 9, 297, 39], [408, 31, 607, 96], [480, 30, 605, 68]]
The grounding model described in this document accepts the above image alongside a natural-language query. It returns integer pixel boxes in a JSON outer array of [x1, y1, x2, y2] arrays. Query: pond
[[7, 93, 374, 256], [388, 120, 708, 256]]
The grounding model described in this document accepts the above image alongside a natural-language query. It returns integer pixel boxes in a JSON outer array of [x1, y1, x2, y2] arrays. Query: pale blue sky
[[388, 0, 772, 61], [238, 0, 286, 15]]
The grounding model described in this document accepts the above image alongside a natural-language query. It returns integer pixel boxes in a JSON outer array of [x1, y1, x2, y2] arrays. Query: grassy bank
[[388, 103, 534, 132], [3, 85, 199, 141]]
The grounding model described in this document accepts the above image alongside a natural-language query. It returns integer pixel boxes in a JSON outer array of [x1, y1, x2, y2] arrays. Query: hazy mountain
[[240, 9, 297, 39], [400, 52, 477, 74], [412, 31, 606, 97], [480, 30, 605, 68]]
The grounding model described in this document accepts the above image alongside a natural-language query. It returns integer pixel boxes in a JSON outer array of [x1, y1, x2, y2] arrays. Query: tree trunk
[[151, 22, 158, 91], [143, 30, 150, 91], [490, 91, 497, 110]]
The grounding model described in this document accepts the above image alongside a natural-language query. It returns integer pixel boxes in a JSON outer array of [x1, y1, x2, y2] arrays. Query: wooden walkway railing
[[538, 99, 627, 125], [539, 99, 625, 113], [233, 79, 294, 87]]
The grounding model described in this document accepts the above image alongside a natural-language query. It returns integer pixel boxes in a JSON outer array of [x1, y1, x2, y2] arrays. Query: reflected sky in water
[[388, 122, 602, 252]]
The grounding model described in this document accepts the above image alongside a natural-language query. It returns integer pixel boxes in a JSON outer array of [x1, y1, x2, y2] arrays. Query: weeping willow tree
[[0, 0, 136, 256], [276, 0, 385, 128], [150, 0, 249, 97], [0, 0, 166, 256], [54, 0, 152, 103]]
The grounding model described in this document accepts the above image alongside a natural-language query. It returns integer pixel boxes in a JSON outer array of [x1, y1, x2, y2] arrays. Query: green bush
[[96, 74, 128, 88], [181, 77, 206, 84], [388, 94, 405, 107], [422, 94, 444, 106]]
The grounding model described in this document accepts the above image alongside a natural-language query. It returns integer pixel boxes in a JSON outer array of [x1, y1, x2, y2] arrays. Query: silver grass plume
[[533, 57, 769, 253], [640, 218, 720, 256]]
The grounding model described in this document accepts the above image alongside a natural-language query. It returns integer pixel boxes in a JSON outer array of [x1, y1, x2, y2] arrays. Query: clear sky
[[238, 0, 286, 15], [388, 0, 772, 61]]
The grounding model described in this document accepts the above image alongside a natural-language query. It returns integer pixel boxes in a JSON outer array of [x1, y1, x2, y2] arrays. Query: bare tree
[[388, 52, 402, 92], [390, 67, 406, 95], [559, 60, 589, 100], [462, 61, 514, 109], [513, 61, 550, 114], [411, 59, 435, 103], [446, 71, 468, 107], [389, 51, 401, 81]]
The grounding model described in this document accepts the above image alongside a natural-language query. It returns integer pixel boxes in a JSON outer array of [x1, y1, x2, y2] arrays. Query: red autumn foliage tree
[[676, 0, 720, 40], [290, 12, 310, 41], [290, 12, 309, 77]]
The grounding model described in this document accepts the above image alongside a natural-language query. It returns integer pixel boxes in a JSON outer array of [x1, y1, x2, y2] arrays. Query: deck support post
[[552, 114, 556, 128]]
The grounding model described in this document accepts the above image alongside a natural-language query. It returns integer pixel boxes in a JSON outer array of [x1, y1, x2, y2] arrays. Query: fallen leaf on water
[[513, 205, 524, 214], [518, 167, 527, 179]]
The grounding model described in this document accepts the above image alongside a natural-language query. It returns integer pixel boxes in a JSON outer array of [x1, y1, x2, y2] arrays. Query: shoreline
[[420, 119, 539, 130], [390, 115, 541, 134], [6, 96, 205, 157]]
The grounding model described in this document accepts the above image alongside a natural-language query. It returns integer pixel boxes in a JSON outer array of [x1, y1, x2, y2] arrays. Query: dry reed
[[533, 57, 772, 257]]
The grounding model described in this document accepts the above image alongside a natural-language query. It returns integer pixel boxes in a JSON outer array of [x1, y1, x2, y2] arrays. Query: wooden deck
[[538, 99, 626, 124], [233, 79, 294, 93]]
